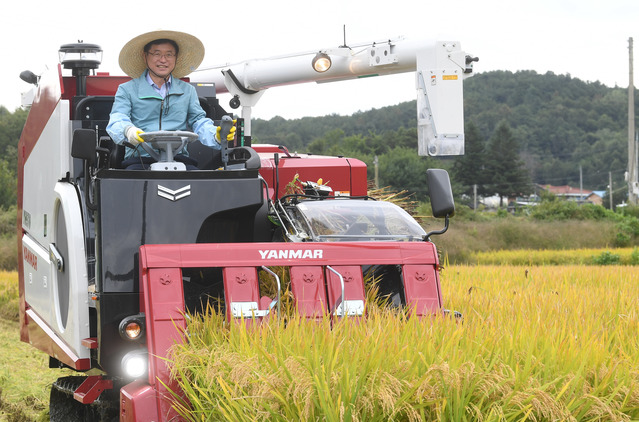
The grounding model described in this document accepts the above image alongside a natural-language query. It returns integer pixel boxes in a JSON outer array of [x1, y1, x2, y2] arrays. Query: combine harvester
[[17, 34, 476, 421]]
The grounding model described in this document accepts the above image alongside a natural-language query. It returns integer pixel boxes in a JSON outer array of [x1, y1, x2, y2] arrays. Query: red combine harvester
[[18, 36, 475, 420]]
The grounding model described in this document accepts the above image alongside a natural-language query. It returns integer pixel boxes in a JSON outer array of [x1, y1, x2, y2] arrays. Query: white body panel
[[22, 98, 90, 360], [22, 99, 71, 246], [192, 40, 418, 92], [22, 234, 53, 322], [191, 38, 472, 156], [416, 41, 466, 156], [50, 182, 91, 358]]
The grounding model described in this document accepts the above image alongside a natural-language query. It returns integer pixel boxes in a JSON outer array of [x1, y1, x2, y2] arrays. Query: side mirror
[[71, 129, 97, 166], [427, 169, 455, 218]]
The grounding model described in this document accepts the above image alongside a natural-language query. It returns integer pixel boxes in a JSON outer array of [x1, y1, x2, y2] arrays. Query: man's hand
[[216, 121, 237, 142], [125, 126, 144, 146]]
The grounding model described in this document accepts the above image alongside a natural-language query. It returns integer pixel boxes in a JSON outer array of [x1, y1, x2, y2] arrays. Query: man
[[106, 30, 234, 169]]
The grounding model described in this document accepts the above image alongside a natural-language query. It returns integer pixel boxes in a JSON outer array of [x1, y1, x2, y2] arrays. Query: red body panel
[[25, 308, 91, 370], [120, 381, 160, 422], [130, 240, 443, 420], [138, 266, 186, 421], [61, 74, 130, 101], [403, 264, 443, 314], [325, 265, 366, 315], [255, 148, 368, 199], [74, 376, 113, 404], [289, 266, 328, 319], [223, 266, 269, 325], [140, 241, 439, 268]]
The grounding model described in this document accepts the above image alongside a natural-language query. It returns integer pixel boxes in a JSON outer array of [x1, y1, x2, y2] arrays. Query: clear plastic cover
[[59, 51, 103, 65], [288, 199, 426, 242]]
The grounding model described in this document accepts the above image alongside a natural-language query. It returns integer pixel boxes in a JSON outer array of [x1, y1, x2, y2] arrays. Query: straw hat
[[118, 30, 205, 78]]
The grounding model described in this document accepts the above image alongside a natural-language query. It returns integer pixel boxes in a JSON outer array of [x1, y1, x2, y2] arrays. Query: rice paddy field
[[0, 251, 638, 421], [169, 261, 639, 421]]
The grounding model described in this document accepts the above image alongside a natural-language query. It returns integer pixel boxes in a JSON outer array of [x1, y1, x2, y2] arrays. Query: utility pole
[[628, 37, 638, 205], [374, 155, 379, 189], [579, 165, 583, 203], [609, 171, 614, 209], [473, 184, 477, 211]]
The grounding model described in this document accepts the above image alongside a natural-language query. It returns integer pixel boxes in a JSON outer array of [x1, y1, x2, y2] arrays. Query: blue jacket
[[107, 71, 220, 159]]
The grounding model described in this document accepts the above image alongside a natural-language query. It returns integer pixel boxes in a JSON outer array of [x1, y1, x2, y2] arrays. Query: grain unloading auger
[[18, 35, 474, 421]]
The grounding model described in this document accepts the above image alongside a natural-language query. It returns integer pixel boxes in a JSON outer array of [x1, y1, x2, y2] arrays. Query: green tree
[[452, 121, 487, 197], [0, 107, 24, 210], [392, 127, 418, 150], [484, 121, 532, 206], [0, 159, 16, 209], [307, 128, 345, 155], [378, 147, 437, 200], [253, 70, 632, 196], [0, 107, 27, 154]]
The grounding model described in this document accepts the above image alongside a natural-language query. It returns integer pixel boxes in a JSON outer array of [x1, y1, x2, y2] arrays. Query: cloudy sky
[[1, 0, 636, 119]]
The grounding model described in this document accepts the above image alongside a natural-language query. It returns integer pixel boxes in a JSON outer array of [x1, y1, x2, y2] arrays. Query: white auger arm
[[189, 38, 477, 156]]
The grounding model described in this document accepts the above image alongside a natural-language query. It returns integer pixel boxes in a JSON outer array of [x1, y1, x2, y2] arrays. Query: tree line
[[253, 70, 633, 205], [0, 69, 634, 213], [0, 107, 26, 210]]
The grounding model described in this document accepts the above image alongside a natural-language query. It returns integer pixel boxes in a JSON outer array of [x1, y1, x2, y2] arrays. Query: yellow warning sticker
[[442, 75, 458, 80]]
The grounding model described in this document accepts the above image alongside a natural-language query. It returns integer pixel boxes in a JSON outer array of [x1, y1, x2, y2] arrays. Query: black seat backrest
[[74, 96, 126, 168], [74, 96, 115, 139]]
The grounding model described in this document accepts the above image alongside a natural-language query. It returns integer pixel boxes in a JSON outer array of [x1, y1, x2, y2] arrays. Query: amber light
[[125, 322, 142, 339], [119, 314, 146, 341]]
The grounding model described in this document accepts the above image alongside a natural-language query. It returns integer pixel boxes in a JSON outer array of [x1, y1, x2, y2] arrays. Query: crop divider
[[133, 241, 444, 416]]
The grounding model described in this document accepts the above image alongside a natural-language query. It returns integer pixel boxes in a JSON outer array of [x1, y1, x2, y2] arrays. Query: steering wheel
[[138, 130, 199, 163]]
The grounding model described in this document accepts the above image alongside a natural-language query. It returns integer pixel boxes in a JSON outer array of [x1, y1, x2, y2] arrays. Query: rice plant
[[169, 265, 639, 421], [470, 247, 639, 266]]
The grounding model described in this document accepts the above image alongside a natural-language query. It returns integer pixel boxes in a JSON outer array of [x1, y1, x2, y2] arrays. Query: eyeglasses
[[147, 51, 176, 60]]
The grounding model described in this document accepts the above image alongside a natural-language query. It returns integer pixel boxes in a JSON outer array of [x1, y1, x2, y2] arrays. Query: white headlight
[[121, 350, 148, 379]]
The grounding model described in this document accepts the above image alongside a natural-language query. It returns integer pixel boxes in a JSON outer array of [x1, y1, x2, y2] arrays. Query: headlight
[[312, 52, 332, 72], [121, 349, 148, 379], [119, 314, 146, 341]]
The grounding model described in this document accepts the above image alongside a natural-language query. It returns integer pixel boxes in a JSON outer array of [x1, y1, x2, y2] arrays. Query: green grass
[[0, 272, 66, 422], [0, 317, 58, 422], [431, 219, 626, 263]]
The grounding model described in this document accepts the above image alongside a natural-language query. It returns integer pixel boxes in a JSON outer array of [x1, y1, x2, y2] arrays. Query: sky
[[1, 0, 637, 120]]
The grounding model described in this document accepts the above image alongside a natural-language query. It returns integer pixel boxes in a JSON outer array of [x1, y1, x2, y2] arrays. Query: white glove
[[125, 126, 144, 146]]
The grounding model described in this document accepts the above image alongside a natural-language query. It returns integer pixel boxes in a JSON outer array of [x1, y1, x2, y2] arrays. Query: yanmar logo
[[23, 246, 37, 270], [259, 249, 323, 260]]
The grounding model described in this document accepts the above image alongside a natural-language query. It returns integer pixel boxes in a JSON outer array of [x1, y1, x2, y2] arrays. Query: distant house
[[538, 184, 603, 205], [588, 191, 606, 206]]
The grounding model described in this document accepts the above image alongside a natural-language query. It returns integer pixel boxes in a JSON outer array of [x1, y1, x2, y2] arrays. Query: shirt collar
[[145, 70, 172, 97]]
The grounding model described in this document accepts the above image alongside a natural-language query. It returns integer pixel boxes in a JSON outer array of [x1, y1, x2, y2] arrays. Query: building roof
[[539, 184, 592, 197]]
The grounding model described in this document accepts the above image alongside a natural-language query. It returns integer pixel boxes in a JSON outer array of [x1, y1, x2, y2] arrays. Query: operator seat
[[74, 96, 125, 169], [74, 96, 114, 137]]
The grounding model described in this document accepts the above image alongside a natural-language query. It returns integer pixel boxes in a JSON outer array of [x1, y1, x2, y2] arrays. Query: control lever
[[219, 115, 234, 169]]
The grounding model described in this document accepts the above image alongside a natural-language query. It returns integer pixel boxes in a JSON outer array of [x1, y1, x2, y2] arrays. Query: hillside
[[464, 71, 628, 190], [252, 70, 633, 195]]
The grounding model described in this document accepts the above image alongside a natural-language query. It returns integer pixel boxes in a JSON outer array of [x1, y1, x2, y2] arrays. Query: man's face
[[144, 42, 177, 79]]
